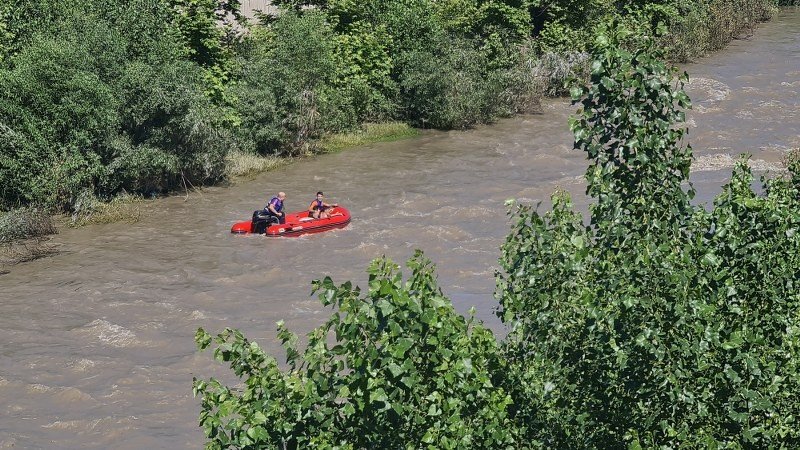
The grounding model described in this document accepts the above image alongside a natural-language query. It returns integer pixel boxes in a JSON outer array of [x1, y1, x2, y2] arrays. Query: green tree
[[529, 0, 616, 52], [497, 24, 800, 448], [333, 21, 396, 121], [432, 0, 531, 64], [0, 0, 228, 209], [169, 0, 243, 102], [0, 32, 119, 208], [397, 35, 509, 129], [194, 252, 516, 449], [233, 11, 355, 155]]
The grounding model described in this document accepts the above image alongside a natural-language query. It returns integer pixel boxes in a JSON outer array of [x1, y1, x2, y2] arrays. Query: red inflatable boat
[[231, 206, 351, 237]]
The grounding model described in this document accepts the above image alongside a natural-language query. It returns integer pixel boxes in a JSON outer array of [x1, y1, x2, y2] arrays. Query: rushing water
[[1, 9, 799, 449]]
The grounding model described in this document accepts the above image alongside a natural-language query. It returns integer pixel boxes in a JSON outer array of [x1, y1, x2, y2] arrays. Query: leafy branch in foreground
[[194, 251, 515, 449], [497, 24, 800, 449]]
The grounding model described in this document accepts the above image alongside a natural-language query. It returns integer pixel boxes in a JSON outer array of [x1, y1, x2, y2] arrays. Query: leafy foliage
[[0, 0, 227, 210], [195, 12, 800, 449], [397, 35, 511, 129], [0, 31, 118, 208], [332, 21, 396, 122], [0, 0, 781, 213], [0, 206, 55, 244], [232, 11, 354, 156], [569, 25, 695, 233], [497, 26, 800, 449], [194, 251, 516, 449], [169, 0, 244, 102]]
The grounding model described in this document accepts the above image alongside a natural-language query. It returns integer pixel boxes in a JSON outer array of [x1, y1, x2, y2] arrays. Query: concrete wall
[[240, 0, 277, 18]]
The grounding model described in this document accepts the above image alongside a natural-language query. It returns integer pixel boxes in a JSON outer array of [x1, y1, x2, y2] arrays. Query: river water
[[1, 9, 798, 449]]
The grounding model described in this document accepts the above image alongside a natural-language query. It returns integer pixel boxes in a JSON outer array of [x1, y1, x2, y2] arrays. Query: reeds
[[67, 192, 144, 227], [319, 122, 419, 152], [225, 151, 287, 179], [0, 207, 57, 267]]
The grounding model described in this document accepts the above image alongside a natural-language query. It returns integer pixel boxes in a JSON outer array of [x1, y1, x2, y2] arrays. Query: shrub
[[0, 33, 118, 209], [229, 62, 286, 155], [69, 191, 143, 227], [0, 206, 57, 267], [0, 207, 55, 244], [529, 0, 616, 53], [0, 0, 228, 210], [0, 123, 50, 210], [497, 25, 800, 448], [333, 21, 397, 122], [495, 43, 545, 114], [101, 139, 180, 195], [531, 51, 590, 96], [194, 252, 516, 449], [397, 35, 509, 129], [233, 11, 356, 156], [169, 0, 244, 103]]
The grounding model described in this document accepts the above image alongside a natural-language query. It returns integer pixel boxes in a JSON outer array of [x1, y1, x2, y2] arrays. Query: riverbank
[[225, 122, 419, 178], [0, 207, 56, 270], [0, 2, 787, 263], [0, 122, 417, 267]]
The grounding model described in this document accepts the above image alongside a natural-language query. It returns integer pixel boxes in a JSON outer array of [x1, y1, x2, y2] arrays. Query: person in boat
[[308, 191, 338, 219], [264, 191, 287, 224]]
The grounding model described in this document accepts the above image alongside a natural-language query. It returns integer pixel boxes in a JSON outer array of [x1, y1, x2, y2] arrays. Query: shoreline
[[0, 7, 787, 265], [0, 122, 419, 268]]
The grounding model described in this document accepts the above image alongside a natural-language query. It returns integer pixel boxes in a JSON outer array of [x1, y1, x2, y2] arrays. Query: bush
[[397, 36, 509, 129], [0, 0, 229, 210], [69, 191, 143, 227], [0, 28, 121, 208], [531, 51, 590, 97], [333, 21, 397, 122], [233, 11, 357, 156], [495, 43, 545, 114], [699, 0, 773, 51], [101, 139, 180, 195], [0, 123, 51, 210], [194, 252, 516, 449], [0, 207, 55, 244], [529, 0, 616, 53], [497, 26, 800, 448], [0, 206, 57, 267]]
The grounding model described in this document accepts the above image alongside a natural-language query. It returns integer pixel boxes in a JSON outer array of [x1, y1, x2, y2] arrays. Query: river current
[[1, 9, 798, 449]]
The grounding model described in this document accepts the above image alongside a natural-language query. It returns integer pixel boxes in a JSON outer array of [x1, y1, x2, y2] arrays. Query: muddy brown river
[[1, 9, 798, 449]]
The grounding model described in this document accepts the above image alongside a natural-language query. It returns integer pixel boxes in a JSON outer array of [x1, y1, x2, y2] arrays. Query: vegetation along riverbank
[[0, 0, 792, 256]]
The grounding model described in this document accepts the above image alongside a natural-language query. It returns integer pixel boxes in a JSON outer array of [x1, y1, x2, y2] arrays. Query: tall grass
[[0, 207, 57, 267], [319, 122, 419, 153], [67, 192, 144, 227], [224, 151, 288, 179], [0, 207, 55, 244], [533, 51, 590, 97]]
